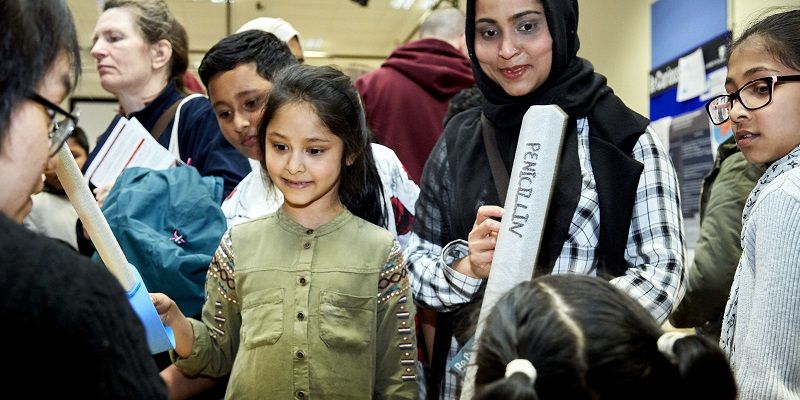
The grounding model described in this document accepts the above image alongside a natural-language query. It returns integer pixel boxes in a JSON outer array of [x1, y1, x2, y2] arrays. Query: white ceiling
[[67, 0, 451, 61]]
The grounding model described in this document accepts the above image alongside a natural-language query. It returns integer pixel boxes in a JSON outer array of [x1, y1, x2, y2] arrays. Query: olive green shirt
[[174, 208, 418, 399]]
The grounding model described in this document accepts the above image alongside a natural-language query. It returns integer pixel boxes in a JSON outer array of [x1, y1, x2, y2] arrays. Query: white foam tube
[[54, 144, 137, 290], [459, 105, 568, 399]]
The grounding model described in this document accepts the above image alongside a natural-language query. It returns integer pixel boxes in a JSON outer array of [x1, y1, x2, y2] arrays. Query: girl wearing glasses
[[709, 8, 800, 399]]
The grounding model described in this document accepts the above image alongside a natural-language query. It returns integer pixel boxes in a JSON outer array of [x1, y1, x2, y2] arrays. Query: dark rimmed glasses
[[706, 74, 800, 125], [27, 92, 80, 156]]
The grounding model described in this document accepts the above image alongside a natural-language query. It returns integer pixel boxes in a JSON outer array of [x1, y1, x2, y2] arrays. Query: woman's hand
[[151, 293, 194, 358], [454, 205, 504, 279]]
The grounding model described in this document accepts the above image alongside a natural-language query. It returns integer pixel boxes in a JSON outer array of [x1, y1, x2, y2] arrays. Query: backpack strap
[[151, 99, 181, 142], [481, 114, 509, 203], [149, 93, 206, 160]]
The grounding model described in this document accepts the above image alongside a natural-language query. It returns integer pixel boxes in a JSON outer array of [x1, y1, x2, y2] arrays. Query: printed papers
[[84, 117, 178, 188]]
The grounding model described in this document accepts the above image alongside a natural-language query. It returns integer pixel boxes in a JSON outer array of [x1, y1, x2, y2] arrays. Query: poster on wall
[[669, 109, 715, 252]]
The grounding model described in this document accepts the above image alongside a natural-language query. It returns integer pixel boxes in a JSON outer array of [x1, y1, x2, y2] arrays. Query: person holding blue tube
[[0, 0, 166, 397]]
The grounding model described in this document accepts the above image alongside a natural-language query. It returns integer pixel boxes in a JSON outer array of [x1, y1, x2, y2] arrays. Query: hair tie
[[505, 359, 537, 383], [657, 331, 690, 361]]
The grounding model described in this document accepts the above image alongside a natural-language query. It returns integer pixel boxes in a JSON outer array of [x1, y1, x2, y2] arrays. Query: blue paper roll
[[126, 264, 176, 354]]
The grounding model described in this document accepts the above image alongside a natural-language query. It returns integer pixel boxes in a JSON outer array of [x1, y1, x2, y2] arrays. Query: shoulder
[[344, 215, 396, 253], [233, 212, 278, 235], [176, 95, 216, 129], [441, 106, 482, 141], [761, 169, 800, 203], [0, 216, 129, 318]]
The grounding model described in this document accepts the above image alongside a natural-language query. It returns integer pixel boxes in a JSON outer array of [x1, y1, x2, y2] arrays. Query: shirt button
[[297, 312, 305, 321], [303, 242, 311, 249], [306, 229, 313, 235], [299, 277, 307, 285], [296, 390, 306, 398], [296, 350, 305, 359]]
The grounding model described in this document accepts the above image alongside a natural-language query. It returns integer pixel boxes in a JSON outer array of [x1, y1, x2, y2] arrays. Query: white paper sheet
[[84, 117, 178, 188], [676, 48, 707, 102]]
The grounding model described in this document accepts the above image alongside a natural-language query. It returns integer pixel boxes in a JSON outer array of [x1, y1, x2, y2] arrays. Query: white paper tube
[[54, 144, 137, 290], [460, 105, 568, 399]]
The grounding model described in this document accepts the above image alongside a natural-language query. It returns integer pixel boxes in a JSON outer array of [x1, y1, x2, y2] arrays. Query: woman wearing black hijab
[[406, 0, 685, 397]]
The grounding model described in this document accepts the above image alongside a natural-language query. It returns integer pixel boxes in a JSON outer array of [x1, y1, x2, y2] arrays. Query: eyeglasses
[[706, 74, 800, 125], [27, 92, 80, 156]]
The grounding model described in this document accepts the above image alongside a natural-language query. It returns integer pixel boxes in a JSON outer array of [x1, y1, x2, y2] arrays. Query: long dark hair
[[257, 64, 386, 227], [730, 8, 800, 71], [475, 275, 737, 400], [0, 0, 80, 143]]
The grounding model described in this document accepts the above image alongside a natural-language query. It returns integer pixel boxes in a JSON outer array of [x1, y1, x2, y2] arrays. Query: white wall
[[730, 0, 798, 36], [578, 1, 652, 116]]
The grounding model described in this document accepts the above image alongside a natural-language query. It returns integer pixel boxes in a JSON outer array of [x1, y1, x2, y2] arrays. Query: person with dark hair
[[474, 275, 736, 400], [85, 0, 249, 199], [0, 0, 166, 397], [202, 28, 420, 244], [407, 0, 685, 397], [355, 7, 475, 183], [152, 64, 418, 399], [24, 127, 93, 250], [159, 29, 422, 399], [709, 7, 800, 399]]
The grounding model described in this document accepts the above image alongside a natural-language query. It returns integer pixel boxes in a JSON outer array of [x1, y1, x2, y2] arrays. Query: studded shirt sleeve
[[610, 127, 686, 323], [375, 240, 419, 399], [173, 230, 242, 377]]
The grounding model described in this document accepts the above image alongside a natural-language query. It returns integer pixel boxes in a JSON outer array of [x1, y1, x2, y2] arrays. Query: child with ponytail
[[474, 275, 736, 400]]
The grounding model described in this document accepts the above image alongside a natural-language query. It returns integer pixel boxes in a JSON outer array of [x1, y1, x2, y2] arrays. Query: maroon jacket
[[356, 38, 474, 182]]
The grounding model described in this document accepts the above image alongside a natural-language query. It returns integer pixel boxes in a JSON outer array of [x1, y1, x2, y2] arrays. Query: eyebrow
[[211, 89, 263, 108], [476, 10, 541, 25], [725, 66, 779, 85], [267, 131, 332, 143]]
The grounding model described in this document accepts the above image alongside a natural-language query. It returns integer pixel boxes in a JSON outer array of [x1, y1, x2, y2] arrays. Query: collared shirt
[[174, 208, 418, 399], [406, 118, 685, 399]]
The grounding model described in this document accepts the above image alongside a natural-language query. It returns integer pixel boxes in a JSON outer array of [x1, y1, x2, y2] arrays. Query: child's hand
[[151, 293, 194, 358], [456, 205, 503, 279], [151, 293, 183, 327]]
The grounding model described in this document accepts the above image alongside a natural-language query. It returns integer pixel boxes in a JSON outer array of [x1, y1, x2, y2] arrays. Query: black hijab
[[464, 0, 650, 274]]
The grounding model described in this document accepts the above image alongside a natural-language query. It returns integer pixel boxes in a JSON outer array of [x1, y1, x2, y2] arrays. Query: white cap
[[235, 17, 300, 44]]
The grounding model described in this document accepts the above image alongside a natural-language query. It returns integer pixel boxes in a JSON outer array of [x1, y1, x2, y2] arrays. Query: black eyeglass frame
[[706, 74, 800, 125], [27, 92, 80, 156]]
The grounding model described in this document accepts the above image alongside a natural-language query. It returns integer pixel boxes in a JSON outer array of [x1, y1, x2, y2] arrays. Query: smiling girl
[[152, 64, 418, 399]]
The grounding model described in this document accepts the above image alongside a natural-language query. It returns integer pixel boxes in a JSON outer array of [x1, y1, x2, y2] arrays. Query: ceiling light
[[389, 0, 416, 10]]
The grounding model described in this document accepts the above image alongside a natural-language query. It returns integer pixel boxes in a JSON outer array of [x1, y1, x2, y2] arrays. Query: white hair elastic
[[657, 331, 690, 361], [504, 359, 538, 383]]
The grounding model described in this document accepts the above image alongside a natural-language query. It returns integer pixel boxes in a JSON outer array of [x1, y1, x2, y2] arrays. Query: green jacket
[[174, 208, 419, 399], [670, 137, 766, 338]]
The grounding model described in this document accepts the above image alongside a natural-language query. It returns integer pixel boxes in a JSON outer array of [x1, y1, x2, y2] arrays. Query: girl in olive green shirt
[[153, 64, 418, 399]]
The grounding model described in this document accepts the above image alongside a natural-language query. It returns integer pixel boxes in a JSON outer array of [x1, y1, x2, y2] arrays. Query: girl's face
[[208, 63, 272, 160], [264, 102, 349, 225], [727, 38, 800, 164], [90, 7, 159, 95], [474, 0, 553, 97]]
